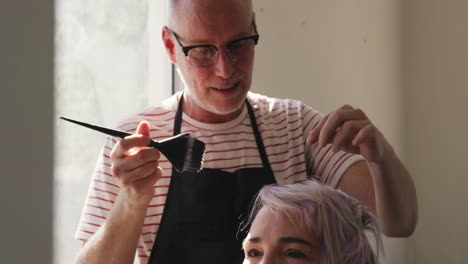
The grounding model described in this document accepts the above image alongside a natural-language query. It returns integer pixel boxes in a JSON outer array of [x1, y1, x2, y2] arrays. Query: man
[[75, 0, 418, 263]]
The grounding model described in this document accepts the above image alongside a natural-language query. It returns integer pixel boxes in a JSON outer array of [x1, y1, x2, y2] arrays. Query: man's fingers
[[308, 109, 354, 146], [307, 114, 329, 144], [137, 166, 163, 187], [331, 120, 367, 152], [118, 161, 160, 185], [111, 148, 160, 176], [110, 120, 152, 159], [318, 108, 367, 148], [339, 104, 354, 110], [353, 124, 374, 147], [108, 120, 162, 188], [136, 120, 150, 137], [110, 135, 151, 159]]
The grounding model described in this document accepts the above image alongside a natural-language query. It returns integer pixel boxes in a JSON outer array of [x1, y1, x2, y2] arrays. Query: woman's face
[[242, 207, 321, 264]]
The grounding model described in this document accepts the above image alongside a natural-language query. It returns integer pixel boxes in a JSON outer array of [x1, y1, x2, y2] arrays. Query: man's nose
[[213, 48, 235, 79]]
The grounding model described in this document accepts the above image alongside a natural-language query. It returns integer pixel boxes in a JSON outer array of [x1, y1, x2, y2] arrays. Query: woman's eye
[[246, 248, 263, 257], [286, 250, 306, 258]]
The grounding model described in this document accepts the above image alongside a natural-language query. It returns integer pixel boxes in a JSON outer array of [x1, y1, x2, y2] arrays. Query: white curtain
[[54, 0, 169, 262]]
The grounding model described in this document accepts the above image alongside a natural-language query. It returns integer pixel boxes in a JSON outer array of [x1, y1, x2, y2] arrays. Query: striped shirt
[[75, 91, 364, 263]]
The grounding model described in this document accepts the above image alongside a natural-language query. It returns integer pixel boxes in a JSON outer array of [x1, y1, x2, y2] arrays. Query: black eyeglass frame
[[170, 23, 260, 64]]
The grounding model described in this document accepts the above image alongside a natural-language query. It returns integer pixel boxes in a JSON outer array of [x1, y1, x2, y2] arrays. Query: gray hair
[[244, 180, 383, 264]]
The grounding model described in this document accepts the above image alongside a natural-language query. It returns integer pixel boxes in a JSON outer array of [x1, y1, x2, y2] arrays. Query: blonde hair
[[243, 180, 383, 264]]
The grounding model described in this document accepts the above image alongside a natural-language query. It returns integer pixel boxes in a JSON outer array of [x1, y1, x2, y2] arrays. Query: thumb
[[136, 120, 150, 137]]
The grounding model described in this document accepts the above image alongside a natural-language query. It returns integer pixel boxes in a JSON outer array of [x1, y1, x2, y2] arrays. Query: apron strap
[[148, 93, 185, 263], [244, 98, 275, 179], [174, 93, 184, 135]]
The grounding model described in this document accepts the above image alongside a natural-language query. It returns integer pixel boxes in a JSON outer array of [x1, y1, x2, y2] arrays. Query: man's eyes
[[190, 47, 216, 57], [228, 40, 249, 50]]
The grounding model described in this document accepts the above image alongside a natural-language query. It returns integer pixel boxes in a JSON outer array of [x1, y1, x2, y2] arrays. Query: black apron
[[148, 95, 276, 264]]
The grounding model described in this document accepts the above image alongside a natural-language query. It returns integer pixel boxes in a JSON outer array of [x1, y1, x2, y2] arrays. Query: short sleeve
[[301, 104, 365, 188], [74, 136, 120, 242]]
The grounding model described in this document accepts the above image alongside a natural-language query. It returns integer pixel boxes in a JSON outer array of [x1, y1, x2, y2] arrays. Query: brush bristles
[[154, 133, 205, 173], [183, 138, 205, 172]]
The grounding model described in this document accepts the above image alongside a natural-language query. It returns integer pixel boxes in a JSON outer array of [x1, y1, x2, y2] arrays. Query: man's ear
[[162, 26, 176, 64]]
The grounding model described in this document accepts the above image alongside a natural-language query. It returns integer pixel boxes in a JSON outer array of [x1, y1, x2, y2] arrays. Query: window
[[54, 0, 170, 262]]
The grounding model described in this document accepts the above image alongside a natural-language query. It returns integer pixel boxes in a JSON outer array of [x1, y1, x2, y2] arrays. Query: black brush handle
[[147, 133, 191, 148], [60, 117, 133, 139], [60, 117, 198, 172], [60, 116, 178, 147]]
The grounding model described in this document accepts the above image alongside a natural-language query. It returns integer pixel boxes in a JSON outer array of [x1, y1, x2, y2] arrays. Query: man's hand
[[76, 121, 164, 264], [110, 121, 163, 207], [307, 104, 388, 163], [307, 104, 418, 237]]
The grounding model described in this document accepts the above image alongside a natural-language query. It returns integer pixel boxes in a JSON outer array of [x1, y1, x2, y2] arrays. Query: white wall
[[0, 1, 54, 263], [404, 1, 468, 263], [253, 0, 407, 263], [254, 1, 468, 263]]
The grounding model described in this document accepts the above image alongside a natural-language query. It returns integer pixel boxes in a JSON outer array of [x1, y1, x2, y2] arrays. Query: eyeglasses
[[170, 23, 260, 67]]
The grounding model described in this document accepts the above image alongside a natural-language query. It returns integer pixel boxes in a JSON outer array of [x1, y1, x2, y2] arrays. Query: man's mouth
[[211, 82, 240, 92]]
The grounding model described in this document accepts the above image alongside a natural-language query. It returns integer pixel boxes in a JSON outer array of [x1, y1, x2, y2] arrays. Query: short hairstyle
[[168, 0, 253, 28], [243, 180, 383, 264]]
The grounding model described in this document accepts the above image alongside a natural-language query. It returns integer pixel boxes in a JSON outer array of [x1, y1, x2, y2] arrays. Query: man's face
[[168, 0, 256, 123], [242, 207, 321, 264]]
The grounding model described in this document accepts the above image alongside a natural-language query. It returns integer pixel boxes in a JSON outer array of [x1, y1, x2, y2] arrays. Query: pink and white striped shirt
[[75, 91, 364, 263]]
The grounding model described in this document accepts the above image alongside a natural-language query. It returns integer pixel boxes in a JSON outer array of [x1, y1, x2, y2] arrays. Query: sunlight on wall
[[54, 0, 169, 263]]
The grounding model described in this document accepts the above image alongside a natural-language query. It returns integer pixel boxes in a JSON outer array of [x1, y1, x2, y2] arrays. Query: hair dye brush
[[60, 117, 205, 173]]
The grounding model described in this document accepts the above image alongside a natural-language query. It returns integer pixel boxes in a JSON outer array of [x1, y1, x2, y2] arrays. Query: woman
[[242, 180, 383, 264]]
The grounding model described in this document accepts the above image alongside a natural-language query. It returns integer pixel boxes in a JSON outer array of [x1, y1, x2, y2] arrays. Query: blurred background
[[1, 0, 467, 263]]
